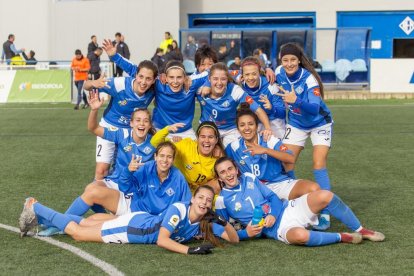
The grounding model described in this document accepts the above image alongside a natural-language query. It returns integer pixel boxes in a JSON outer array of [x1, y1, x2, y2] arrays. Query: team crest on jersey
[[108, 126, 119, 131], [295, 86, 304, 94], [118, 100, 127, 106], [123, 145, 132, 152], [168, 214, 180, 228], [234, 202, 242, 212], [221, 100, 230, 107], [185, 164, 193, 170], [313, 88, 321, 97], [143, 147, 153, 155], [245, 96, 254, 105], [279, 145, 288, 152], [262, 203, 270, 215], [166, 188, 175, 196], [247, 182, 254, 190]]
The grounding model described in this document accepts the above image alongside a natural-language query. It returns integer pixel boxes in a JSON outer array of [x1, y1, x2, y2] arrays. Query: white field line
[[0, 223, 124, 276]]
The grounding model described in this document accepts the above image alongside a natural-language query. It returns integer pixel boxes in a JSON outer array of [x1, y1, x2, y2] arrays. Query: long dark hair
[[279, 43, 324, 98], [196, 121, 225, 158], [236, 102, 259, 129]]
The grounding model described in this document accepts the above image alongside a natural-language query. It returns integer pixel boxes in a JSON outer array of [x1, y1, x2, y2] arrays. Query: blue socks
[[34, 203, 82, 231], [313, 168, 331, 190], [326, 194, 361, 231], [305, 231, 340, 246], [65, 196, 91, 216], [287, 170, 296, 179]]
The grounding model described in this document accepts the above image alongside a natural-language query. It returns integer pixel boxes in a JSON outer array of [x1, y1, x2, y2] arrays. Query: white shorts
[[156, 127, 196, 140], [282, 123, 332, 148], [96, 119, 116, 164], [102, 179, 119, 190], [116, 191, 132, 216], [219, 128, 241, 147], [259, 118, 286, 140], [266, 178, 298, 200], [277, 194, 319, 244], [101, 212, 144, 244]]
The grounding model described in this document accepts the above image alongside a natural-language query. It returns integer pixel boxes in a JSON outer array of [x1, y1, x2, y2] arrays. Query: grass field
[[1, 99, 413, 275]]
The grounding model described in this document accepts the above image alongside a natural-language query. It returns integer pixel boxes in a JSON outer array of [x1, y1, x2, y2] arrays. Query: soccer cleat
[[18, 197, 38, 238], [340, 232, 362, 244], [74, 105, 79, 110], [38, 227, 64, 237], [313, 215, 330, 231], [358, 228, 385, 242]]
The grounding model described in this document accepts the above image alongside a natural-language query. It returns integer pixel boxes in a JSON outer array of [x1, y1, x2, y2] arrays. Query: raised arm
[[87, 91, 105, 137]]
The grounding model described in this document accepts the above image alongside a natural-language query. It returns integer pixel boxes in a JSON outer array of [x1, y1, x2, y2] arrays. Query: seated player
[[19, 186, 239, 254], [213, 157, 385, 246]]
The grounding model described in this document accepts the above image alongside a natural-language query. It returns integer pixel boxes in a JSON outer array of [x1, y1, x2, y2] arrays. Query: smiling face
[[198, 57, 214, 73], [135, 68, 155, 95], [215, 160, 239, 188], [191, 187, 214, 216], [281, 54, 300, 76], [155, 145, 175, 174], [197, 127, 218, 156], [242, 64, 260, 89], [130, 110, 151, 140], [209, 69, 228, 97], [237, 114, 258, 143], [166, 68, 185, 93]]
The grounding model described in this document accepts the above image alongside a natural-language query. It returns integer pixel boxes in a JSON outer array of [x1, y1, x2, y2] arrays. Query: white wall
[[0, 0, 180, 63]]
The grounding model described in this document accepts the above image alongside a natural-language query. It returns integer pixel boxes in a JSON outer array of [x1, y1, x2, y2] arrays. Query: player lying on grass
[[212, 157, 385, 246], [38, 141, 191, 236], [19, 186, 239, 254]]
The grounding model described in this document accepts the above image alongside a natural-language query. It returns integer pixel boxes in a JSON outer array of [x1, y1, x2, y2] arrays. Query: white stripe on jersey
[[305, 74, 318, 90], [230, 138, 241, 152], [190, 70, 209, 80], [275, 65, 282, 75], [215, 196, 226, 210], [230, 85, 245, 101], [268, 83, 280, 95], [172, 202, 187, 220], [122, 128, 129, 139], [114, 77, 126, 92], [267, 135, 280, 149]]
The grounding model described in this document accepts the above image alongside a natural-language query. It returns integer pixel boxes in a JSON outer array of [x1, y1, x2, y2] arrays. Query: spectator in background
[[171, 40, 183, 62], [87, 47, 103, 80], [228, 56, 241, 70], [113, 32, 130, 77], [182, 35, 198, 61], [88, 35, 98, 54], [159, 31, 173, 54], [161, 44, 183, 72], [22, 50, 37, 65], [258, 48, 271, 68], [71, 49, 90, 110], [1, 34, 25, 64], [253, 49, 266, 69], [151, 47, 165, 71], [217, 41, 236, 63]]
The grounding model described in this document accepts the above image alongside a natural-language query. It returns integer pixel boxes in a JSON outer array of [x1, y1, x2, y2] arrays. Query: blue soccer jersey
[[111, 53, 208, 132], [98, 76, 154, 128], [213, 173, 285, 240], [104, 202, 200, 244], [119, 160, 192, 214], [103, 127, 155, 182], [225, 134, 291, 183], [275, 65, 332, 130], [241, 75, 285, 121], [197, 82, 261, 131]]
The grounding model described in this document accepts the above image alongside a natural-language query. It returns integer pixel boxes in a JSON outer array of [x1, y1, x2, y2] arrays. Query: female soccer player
[[19, 186, 239, 254], [103, 39, 209, 140], [197, 62, 272, 147], [152, 121, 225, 194], [226, 103, 319, 200], [213, 157, 385, 246], [275, 43, 333, 229], [240, 56, 286, 139], [83, 58, 158, 181]]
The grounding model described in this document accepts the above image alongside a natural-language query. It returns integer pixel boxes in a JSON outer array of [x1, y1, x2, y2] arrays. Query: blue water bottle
[[252, 205, 264, 226]]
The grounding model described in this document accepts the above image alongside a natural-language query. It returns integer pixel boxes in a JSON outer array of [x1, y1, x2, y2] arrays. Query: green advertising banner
[[8, 70, 71, 102]]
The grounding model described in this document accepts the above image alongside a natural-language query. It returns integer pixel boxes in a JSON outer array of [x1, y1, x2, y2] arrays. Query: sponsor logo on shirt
[[313, 88, 321, 97], [230, 70, 239, 76], [168, 214, 180, 228], [166, 188, 175, 196], [247, 182, 254, 190], [143, 147, 153, 155], [279, 145, 288, 152], [246, 96, 254, 105], [241, 155, 249, 160], [118, 100, 127, 106], [240, 160, 245, 165], [118, 116, 129, 125], [200, 100, 206, 106], [185, 164, 193, 170], [109, 126, 119, 131], [123, 145, 132, 152]]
